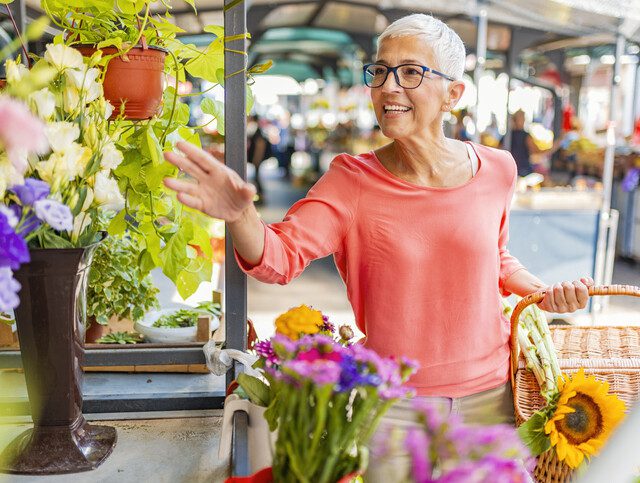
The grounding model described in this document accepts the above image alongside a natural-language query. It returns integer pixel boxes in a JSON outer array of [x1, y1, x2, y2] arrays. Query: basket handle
[[509, 284, 640, 388]]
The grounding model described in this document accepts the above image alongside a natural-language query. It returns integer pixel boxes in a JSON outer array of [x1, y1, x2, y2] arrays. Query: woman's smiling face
[[371, 36, 459, 142]]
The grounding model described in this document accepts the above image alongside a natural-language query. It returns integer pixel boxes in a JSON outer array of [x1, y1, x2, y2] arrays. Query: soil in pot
[[74, 45, 166, 120]]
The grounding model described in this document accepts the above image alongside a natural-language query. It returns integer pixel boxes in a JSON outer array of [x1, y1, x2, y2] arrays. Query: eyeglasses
[[363, 63, 455, 89]]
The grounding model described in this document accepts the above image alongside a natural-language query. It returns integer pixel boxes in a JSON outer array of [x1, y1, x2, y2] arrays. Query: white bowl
[[134, 307, 220, 344]]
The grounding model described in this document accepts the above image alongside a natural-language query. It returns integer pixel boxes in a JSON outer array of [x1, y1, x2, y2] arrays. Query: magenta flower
[[0, 97, 49, 172], [298, 347, 343, 363], [284, 359, 341, 386], [255, 340, 279, 365], [34, 199, 73, 231], [405, 427, 433, 483]]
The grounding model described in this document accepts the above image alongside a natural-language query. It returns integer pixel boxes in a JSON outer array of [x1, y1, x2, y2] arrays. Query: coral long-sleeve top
[[237, 142, 524, 397]]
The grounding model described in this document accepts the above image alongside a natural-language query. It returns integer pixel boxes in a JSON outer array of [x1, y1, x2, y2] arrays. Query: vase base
[[0, 422, 117, 475]]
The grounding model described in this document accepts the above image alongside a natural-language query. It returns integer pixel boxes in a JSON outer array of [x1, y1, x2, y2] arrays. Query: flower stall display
[[230, 305, 418, 483], [373, 399, 533, 482], [513, 302, 626, 476]]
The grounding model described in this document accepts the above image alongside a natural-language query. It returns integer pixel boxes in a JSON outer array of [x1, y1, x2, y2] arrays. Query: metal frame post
[[473, 0, 488, 142], [593, 31, 625, 314], [224, 0, 248, 387]]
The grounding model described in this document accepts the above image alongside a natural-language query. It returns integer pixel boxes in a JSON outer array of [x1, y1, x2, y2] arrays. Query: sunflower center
[[556, 392, 604, 445]]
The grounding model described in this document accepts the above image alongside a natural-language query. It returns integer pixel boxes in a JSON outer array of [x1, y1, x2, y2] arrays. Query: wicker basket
[[509, 285, 640, 483]]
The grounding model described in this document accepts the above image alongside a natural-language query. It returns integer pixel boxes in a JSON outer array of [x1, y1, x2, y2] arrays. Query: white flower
[[5, 60, 29, 84], [0, 205, 18, 228], [65, 67, 102, 103], [44, 44, 85, 71], [37, 143, 91, 183], [104, 101, 114, 120], [100, 142, 123, 171], [93, 171, 124, 212], [81, 187, 94, 212], [45, 122, 80, 153], [70, 212, 91, 240], [29, 88, 56, 120], [63, 86, 81, 114]]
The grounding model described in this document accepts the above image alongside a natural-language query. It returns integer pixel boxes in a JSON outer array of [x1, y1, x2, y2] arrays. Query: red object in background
[[562, 104, 575, 132], [633, 117, 640, 146], [225, 468, 360, 483]]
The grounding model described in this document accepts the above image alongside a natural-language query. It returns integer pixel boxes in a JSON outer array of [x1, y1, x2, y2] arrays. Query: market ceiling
[[19, 0, 640, 83]]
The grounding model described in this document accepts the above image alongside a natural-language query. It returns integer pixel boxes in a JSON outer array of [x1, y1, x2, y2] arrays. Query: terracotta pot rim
[[73, 43, 168, 54]]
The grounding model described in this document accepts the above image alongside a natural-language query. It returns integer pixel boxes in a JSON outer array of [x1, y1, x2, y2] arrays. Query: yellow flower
[[275, 305, 324, 340], [544, 369, 626, 469]]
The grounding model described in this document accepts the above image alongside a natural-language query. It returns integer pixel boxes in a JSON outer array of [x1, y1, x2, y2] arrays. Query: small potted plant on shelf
[[134, 300, 221, 344], [96, 331, 144, 344], [86, 234, 160, 343]]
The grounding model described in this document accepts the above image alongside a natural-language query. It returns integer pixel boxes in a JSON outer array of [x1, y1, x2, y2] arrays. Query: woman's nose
[[380, 70, 402, 93]]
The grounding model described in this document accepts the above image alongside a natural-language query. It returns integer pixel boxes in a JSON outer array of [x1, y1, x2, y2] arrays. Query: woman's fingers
[[176, 141, 222, 174], [539, 278, 591, 313], [176, 192, 203, 212], [163, 177, 199, 196], [164, 151, 207, 179]]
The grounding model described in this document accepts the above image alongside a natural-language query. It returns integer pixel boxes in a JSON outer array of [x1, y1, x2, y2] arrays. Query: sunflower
[[544, 369, 626, 468]]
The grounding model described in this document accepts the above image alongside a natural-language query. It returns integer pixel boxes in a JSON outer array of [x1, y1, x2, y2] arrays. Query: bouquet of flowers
[[512, 302, 626, 469], [2, 43, 124, 250], [237, 305, 418, 483], [374, 399, 533, 482], [0, 96, 73, 312]]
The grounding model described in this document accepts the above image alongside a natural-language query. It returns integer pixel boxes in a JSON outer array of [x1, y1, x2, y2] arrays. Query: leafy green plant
[[96, 331, 143, 344], [87, 234, 160, 325], [152, 301, 221, 329], [0, 313, 14, 326], [39, 0, 267, 299]]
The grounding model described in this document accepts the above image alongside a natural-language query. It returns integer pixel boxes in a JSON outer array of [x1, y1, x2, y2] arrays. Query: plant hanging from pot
[[0, 44, 127, 474], [86, 234, 160, 342]]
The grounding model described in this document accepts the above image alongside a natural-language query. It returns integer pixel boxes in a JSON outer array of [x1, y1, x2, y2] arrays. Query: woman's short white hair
[[377, 14, 466, 81]]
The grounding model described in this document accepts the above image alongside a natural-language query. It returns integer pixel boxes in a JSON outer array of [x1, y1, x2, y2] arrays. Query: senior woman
[[163, 14, 591, 425]]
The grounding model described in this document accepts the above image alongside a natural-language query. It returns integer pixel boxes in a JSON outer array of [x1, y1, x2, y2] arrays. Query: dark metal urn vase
[[0, 243, 117, 475]]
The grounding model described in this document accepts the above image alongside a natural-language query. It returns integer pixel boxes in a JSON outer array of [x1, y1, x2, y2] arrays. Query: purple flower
[[0, 267, 21, 312], [12, 178, 50, 206], [321, 315, 335, 333], [0, 211, 29, 270], [439, 456, 531, 483], [337, 354, 381, 392], [405, 427, 433, 483], [255, 340, 279, 365], [622, 167, 640, 192], [33, 199, 73, 231]]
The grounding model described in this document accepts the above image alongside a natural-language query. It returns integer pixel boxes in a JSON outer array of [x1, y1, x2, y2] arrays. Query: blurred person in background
[[507, 109, 563, 176], [246, 115, 273, 203]]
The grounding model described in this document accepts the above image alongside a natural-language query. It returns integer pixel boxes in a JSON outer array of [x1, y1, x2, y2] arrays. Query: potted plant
[[86, 234, 159, 343], [96, 331, 144, 344], [0, 44, 126, 474], [134, 300, 221, 343]]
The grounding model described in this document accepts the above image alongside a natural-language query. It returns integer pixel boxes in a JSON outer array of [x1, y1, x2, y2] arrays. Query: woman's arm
[[163, 141, 265, 265], [504, 268, 593, 313]]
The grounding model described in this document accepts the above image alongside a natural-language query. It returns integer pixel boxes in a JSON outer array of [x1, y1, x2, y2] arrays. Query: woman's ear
[[445, 80, 466, 111]]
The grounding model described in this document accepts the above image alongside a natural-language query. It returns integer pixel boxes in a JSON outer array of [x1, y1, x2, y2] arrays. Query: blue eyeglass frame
[[362, 63, 455, 88]]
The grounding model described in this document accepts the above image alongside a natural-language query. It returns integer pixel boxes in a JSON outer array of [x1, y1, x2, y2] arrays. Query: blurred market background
[[2, 0, 640, 338]]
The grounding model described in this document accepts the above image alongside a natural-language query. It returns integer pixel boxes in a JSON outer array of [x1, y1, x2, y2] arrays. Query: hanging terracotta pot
[[74, 44, 166, 120], [0, 240, 117, 475]]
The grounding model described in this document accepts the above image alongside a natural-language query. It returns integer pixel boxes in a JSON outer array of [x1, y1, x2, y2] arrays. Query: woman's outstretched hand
[[538, 277, 594, 313], [163, 141, 256, 222]]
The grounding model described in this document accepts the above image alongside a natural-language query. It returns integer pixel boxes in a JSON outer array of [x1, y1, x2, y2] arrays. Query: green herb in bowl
[[151, 302, 222, 329]]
